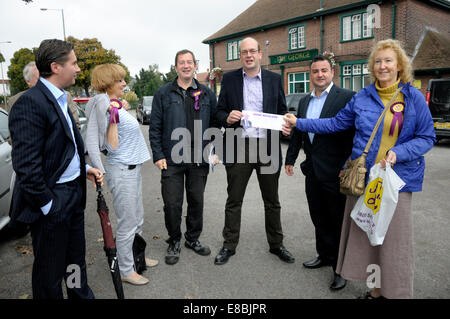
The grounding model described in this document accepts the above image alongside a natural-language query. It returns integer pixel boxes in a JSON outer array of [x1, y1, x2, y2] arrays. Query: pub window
[[341, 11, 373, 42], [226, 39, 242, 61], [288, 24, 306, 50], [341, 62, 370, 92], [288, 72, 310, 94]]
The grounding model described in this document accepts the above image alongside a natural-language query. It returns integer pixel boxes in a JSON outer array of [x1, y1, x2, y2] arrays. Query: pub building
[[203, 0, 450, 97]]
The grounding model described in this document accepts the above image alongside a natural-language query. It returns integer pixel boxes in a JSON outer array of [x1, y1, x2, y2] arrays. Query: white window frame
[[342, 11, 373, 41], [288, 25, 306, 50], [342, 16, 351, 41], [352, 14, 361, 39], [363, 13, 372, 38], [226, 39, 242, 61], [288, 72, 309, 94], [289, 28, 298, 50], [341, 62, 370, 92]]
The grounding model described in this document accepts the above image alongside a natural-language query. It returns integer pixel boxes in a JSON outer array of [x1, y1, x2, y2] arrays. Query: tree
[[164, 65, 178, 83], [0, 53, 4, 63], [133, 65, 164, 98], [6, 48, 36, 95], [67, 36, 130, 96]]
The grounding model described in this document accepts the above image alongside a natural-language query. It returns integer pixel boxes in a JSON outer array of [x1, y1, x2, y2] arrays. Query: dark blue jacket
[[149, 78, 218, 165], [8, 80, 86, 224], [296, 82, 436, 192]]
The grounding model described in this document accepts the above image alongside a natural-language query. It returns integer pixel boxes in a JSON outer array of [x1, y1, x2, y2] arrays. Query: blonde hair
[[368, 39, 414, 84], [91, 64, 126, 93]]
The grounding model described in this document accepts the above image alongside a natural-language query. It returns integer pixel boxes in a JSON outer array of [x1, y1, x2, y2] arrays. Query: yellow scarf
[[375, 79, 405, 163]]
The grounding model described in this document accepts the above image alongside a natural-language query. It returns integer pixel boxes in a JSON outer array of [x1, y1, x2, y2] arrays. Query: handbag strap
[[362, 87, 403, 156]]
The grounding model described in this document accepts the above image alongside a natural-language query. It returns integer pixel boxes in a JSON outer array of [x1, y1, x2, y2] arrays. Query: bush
[[0, 96, 9, 106], [123, 91, 139, 109]]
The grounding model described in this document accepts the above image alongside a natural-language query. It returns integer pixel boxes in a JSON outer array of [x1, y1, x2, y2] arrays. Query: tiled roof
[[412, 29, 450, 70], [203, 0, 378, 43], [203, 0, 450, 43]]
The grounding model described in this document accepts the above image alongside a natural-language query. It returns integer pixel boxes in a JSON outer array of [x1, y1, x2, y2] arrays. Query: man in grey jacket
[[6, 62, 39, 113]]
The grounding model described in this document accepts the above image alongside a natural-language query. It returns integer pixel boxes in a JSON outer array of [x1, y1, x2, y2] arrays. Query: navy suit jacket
[[215, 67, 287, 167], [285, 84, 355, 182], [8, 79, 86, 225]]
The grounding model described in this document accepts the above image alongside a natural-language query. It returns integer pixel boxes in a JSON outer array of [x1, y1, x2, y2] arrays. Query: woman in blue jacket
[[285, 39, 435, 299]]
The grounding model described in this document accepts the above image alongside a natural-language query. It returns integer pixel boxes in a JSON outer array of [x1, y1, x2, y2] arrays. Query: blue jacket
[[296, 82, 436, 192]]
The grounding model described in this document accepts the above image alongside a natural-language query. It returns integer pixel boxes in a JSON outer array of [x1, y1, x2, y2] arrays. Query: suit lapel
[[235, 69, 244, 110], [37, 80, 74, 143], [261, 68, 271, 113], [319, 85, 338, 119], [299, 95, 313, 119]]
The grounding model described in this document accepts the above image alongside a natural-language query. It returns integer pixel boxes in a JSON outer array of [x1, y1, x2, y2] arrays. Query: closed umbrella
[[96, 181, 125, 299]]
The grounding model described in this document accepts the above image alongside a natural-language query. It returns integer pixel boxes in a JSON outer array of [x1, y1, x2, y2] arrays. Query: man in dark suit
[[285, 55, 355, 290], [214, 37, 295, 265], [8, 39, 103, 299]]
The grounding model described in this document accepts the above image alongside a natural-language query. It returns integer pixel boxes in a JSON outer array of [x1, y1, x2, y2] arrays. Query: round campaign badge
[[391, 102, 404, 113], [110, 99, 123, 109]]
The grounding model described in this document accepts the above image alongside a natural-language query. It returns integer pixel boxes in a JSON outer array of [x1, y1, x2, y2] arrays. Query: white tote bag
[[350, 163, 406, 246]]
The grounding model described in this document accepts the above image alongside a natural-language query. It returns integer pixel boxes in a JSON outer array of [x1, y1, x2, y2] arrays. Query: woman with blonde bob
[[285, 39, 435, 299], [85, 64, 158, 286]]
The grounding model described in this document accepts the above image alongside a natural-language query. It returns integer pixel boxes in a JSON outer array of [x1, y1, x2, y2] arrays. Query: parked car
[[283, 93, 309, 139], [72, 97, 90, 146], [136, 96, 153, 124], [72, 97, 91, 109], [286, 93, 309, 115], [427, 78, 450, 142], [0, 108, 14, 231]]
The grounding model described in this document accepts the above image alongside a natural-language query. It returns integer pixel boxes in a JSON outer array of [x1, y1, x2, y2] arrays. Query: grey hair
[[23, 61, 37, 82]]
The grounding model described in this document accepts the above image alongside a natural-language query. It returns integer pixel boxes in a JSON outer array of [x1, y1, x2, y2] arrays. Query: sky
[[0, 0, 257, 79]]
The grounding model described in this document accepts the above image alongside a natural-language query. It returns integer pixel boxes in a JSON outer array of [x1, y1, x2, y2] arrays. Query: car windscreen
[[432, 82, 450, 104], [143, 97, 153, 108], [430, 81, 450, 117], [286, 94, 307, 113]]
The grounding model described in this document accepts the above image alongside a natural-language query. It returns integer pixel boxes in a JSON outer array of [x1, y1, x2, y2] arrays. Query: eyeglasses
[[240, 49, 259, 56]]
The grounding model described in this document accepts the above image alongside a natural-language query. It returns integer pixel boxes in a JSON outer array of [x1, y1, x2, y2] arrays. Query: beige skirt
[[336, 192, 414, 299]]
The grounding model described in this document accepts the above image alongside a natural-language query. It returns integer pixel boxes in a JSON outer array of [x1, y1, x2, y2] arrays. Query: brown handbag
[[339, 88, 402, 196]]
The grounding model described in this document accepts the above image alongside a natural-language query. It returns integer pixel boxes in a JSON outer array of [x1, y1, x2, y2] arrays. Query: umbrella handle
[[96, 180, 102, 192]]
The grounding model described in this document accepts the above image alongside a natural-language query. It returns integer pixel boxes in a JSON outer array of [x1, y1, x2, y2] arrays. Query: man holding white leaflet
[[214, 37, 295, 265]]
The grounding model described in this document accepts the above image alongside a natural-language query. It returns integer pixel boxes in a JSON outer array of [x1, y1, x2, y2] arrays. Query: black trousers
[[30, 177, 94, 299], [305, 172, 346, 271], [161, 164, 209, 243], [222, 138, 283, 251]]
